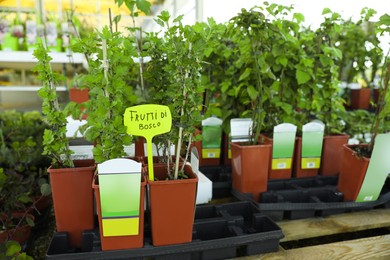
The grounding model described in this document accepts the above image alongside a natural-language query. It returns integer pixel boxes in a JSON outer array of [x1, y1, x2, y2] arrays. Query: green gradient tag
[[124, 104, 172, 181], [272, 123, 297, 170], [98, 158, 142, 237], [202, 117, 223, 158], [356, 134, 390, 202], [301, 122, 324, 169]]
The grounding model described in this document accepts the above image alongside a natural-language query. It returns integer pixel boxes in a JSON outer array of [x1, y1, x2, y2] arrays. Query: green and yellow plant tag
[[272, 123, 297, 170], [202, 117, 223, 159], [98, 158, 142, 237], [124, 104, 172, 181], [356, 134, 390, 202], [301, 122, 325, 169]]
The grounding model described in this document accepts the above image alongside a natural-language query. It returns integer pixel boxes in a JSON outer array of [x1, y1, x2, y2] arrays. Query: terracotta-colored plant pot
[[0, 213, 34, 243], [148, 164, 198, 246], [48, 159, 96, 249], [134, 137, 146, 157], [350, 88, 371, 110], [230, 141, 272, 201], [319, 134, 349, 176], [293, 138, 319, 178], [338, 144, 370, 201], [69, 88, 89, 119], [69, 88, 89, 104], [93, 173, 146, 250]]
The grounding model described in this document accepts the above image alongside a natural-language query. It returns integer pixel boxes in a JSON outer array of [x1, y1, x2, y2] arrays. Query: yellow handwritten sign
[[124, 104, 172, 181]]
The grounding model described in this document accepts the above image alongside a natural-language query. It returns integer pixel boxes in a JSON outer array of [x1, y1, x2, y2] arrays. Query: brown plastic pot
[[338, 144, 370, 201], [293, 138, 319, 178], [69, 88, 89, 103], [350, 88, 371, 110], [48, 159, 96, 249], [93, 172, 146, 250], [148, 163, 198, 246], [230, 141, 272, 201], [69, 88, 89, 119], [0, 213, 34, 243], [319, 134, 349, 176]]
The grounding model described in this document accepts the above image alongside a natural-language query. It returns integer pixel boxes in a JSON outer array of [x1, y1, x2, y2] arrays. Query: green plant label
[[202, 117, 223, 158], [124, 104, 172, 181], [98, 158, 142, 237], [272, 123, 297, 170], [301, 121, 325, 169], [356, 134, 390, 202]]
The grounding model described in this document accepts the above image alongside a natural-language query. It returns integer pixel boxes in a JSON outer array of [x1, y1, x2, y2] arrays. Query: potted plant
[[226, 6, 300, 200], [337, 8, 383, 110], [32, 44, 96, 250], [0, 110, 52, 212], [72, 0, 150, 250], [338, 13, 390, 201], [143, 10, 212, 246], [0, 168, 35, 244], [304, 8, 349, 177]]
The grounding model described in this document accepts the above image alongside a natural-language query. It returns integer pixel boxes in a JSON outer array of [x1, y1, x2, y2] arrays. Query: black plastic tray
[[199, 166, 232, 199], [232, 175, 390, 221], [46, 201, 283, 259]]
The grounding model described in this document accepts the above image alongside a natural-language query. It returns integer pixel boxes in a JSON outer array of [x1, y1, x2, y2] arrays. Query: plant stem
[[130, 15, 145, 96], [369, 60, 390, 152], [251, 43, 263, 144], [181, 133, 192, 172]]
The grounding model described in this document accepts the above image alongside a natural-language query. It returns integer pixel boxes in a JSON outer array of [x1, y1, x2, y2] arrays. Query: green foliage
[[337, 8, 383, 86], [32, 44, 74, 168], [145, 11, 211, 178], [114, 0, 151, 16], [368, 13, 390, 152], [207, 4, 309, 140], [0, 110, 51, 218], [302, 9, 346, 135], [74, 27, 139, 163], [0, 110, 50, 170], [0, 240, 33, 260]]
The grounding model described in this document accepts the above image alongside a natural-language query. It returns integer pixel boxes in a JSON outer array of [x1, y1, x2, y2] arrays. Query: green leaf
[[293, 13, 305, 23], [26, 215, 35, 227], [277, 56, 288, 67], [136, 0, 151, 15], [239, 68, 252, 81], [0, 168, 6, 187], [296, 70, 311, 85], [247, 85, 258, 101], [113, 14, 122, 24], [173, 15, 184, 23], [154, 18, 165, 27], [6, 241, 21, 256], [40, 183, 52, 196], [158, 10, 170, 23], [378, 14, 390, 26], [115, 0, 124, 7], [322, 8, 332, 15]]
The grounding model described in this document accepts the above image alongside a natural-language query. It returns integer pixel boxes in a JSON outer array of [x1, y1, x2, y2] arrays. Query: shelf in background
[[0, 86, 67, 91], [0, 51, 86, 70]]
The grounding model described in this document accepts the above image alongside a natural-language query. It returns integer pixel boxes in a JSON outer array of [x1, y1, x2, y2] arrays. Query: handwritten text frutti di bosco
[[127, 110, 169, 130]]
